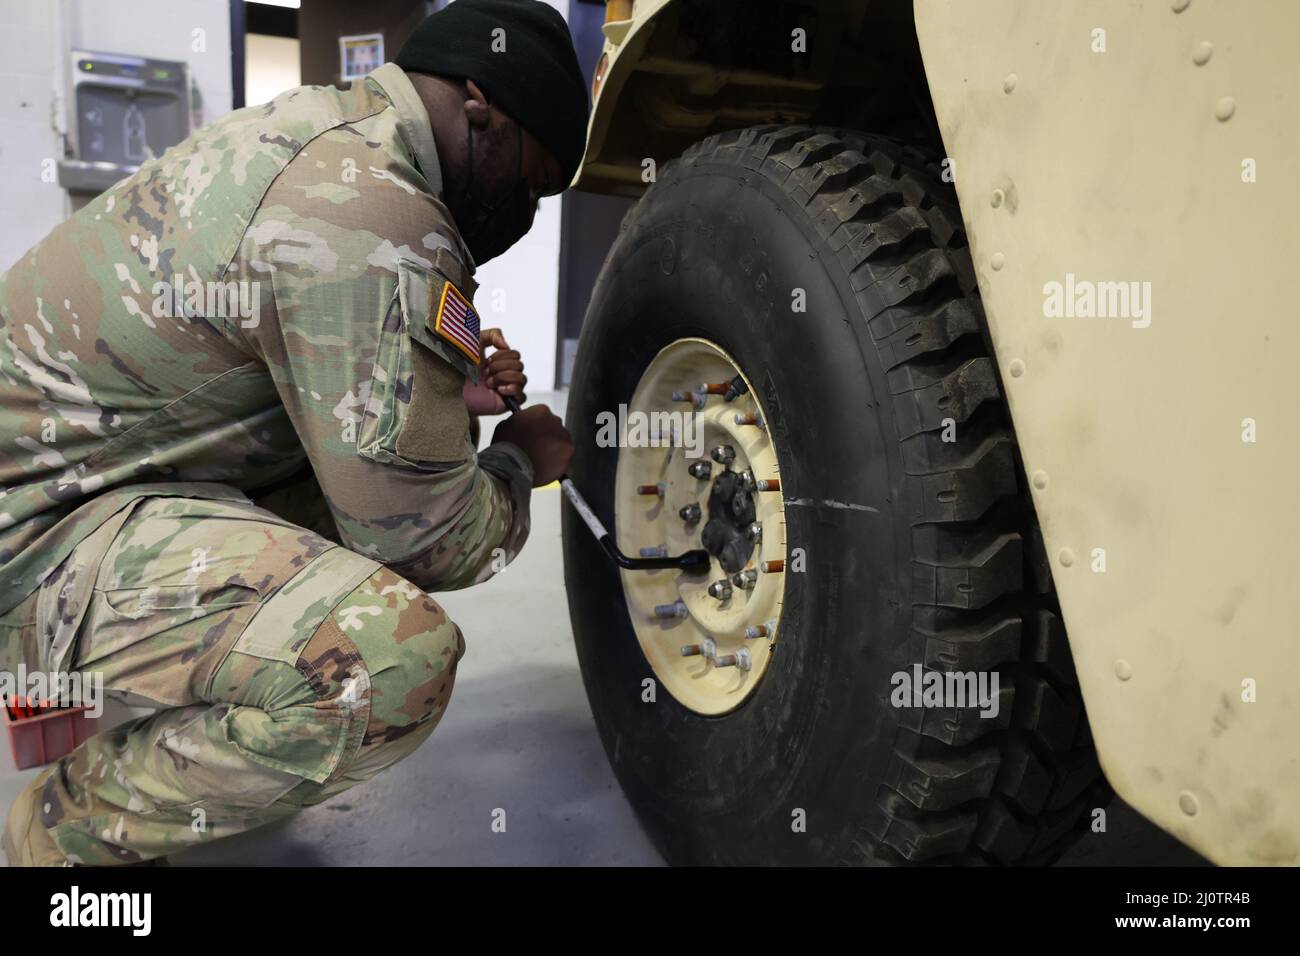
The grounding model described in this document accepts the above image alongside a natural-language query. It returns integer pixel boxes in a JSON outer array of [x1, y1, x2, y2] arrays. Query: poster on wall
[[339, 33, 384, 81]]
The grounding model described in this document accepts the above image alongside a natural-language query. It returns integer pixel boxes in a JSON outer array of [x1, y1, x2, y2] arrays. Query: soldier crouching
[[0, 0, 583, 864]]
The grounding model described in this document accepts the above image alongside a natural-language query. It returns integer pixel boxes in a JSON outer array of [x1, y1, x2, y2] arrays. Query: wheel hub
[[614, 338, 786, 716], [701, 467, 757, 573]]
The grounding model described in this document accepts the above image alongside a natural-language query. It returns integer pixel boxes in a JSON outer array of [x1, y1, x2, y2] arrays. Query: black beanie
[[395, 0, 590, 184]]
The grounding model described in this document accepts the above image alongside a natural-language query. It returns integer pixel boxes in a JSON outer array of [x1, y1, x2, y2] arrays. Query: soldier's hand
[[463, 328, 526, 415], [492, 404, 573, 486]]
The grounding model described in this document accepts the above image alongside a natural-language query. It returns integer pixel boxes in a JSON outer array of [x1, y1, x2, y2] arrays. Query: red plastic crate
[[3, 700, 99, 770]]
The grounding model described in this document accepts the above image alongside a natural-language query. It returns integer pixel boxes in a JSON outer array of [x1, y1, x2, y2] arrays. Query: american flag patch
[[433, 280, 481, 364]]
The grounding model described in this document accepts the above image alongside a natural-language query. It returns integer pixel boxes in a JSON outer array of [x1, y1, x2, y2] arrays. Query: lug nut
[[732, 569, 758, 590], [687, 460, 712, 480], [738, 469, 756, 492], [640, 545, 668, 558], [710, 445, 736, 466], [744, 622, 774, 639], [655, 600, 688, 619], [707, 579, 733, 601], [637, 483, 665, 497], [656, 601, 688, 620], [723, 375, 749, 402], [746, 522, 762, 542], [671, 390, 706, 409], [700, 382, 730, 395], [678, 503, 702, 523], [756, 478, 781, 492], [761, 559, 785, 573], [733, 411, 763, 427], [681, 638, 717, 658], [713, 648, 752, 671]]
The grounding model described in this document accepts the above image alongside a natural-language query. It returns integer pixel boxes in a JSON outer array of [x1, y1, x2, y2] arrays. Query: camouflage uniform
[[0, 64, 531, 864]]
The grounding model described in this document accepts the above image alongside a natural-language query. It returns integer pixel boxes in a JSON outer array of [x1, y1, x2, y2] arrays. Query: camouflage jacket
[[0, 64, 532, 614]]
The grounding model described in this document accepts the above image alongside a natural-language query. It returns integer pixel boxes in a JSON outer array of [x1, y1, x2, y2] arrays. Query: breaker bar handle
[[502, 395, 710, 573]]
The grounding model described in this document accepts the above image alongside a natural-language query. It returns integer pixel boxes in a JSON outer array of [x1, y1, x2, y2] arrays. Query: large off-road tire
[[562, 125, 1109, 865]]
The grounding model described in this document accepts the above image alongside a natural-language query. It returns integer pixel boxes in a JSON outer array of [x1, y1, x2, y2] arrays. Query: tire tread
[[673, 126, 1107, 864]]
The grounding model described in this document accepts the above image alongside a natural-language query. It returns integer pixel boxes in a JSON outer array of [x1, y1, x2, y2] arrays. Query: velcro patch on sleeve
[[396, 258, 478, 383]]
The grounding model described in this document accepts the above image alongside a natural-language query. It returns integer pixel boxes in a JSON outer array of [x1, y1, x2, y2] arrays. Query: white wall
[[245, 33, 300, 108], [0, 0, 232, 271], [470, 192, 563, 391], [0, 0, 68, 271]]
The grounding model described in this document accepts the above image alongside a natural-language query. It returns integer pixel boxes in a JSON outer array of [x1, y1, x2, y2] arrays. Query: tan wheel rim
[[614, 338, 787, 716]]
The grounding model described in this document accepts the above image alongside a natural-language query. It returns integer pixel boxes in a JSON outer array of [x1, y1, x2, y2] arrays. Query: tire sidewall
[[564, 160, 909, 864]]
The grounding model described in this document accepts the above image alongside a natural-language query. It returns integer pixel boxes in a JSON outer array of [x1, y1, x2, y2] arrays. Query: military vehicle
[[561, 0, 1298, 866]]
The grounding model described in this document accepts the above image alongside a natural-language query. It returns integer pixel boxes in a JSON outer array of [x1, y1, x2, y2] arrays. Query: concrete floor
[[0, 391, 1205, 866]]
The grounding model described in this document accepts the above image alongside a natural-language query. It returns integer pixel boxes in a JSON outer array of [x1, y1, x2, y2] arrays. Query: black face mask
[[455, 117, 532, 265]]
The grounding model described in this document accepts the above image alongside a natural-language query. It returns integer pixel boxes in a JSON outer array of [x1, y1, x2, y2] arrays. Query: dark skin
[[407, 73, 573, 486]]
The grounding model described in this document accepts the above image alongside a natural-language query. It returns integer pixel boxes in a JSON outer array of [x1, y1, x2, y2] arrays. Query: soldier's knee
[[319, 565, 464, 747], [218, 557, 465, 797]]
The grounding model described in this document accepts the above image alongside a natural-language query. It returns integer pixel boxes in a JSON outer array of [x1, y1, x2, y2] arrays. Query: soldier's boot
[[2, 768, 65, 866], [13, 561, 463, 866]]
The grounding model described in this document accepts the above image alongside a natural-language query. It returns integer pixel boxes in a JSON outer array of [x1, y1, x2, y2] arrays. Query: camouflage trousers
[[0, 486, 464, 865]]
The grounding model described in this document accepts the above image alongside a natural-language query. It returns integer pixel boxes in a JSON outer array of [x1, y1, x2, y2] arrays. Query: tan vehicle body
[[575, 0, 1300, 866]]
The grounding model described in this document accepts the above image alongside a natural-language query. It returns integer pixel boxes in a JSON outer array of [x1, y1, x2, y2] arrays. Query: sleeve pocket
[[356, 259, 475, 470]]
